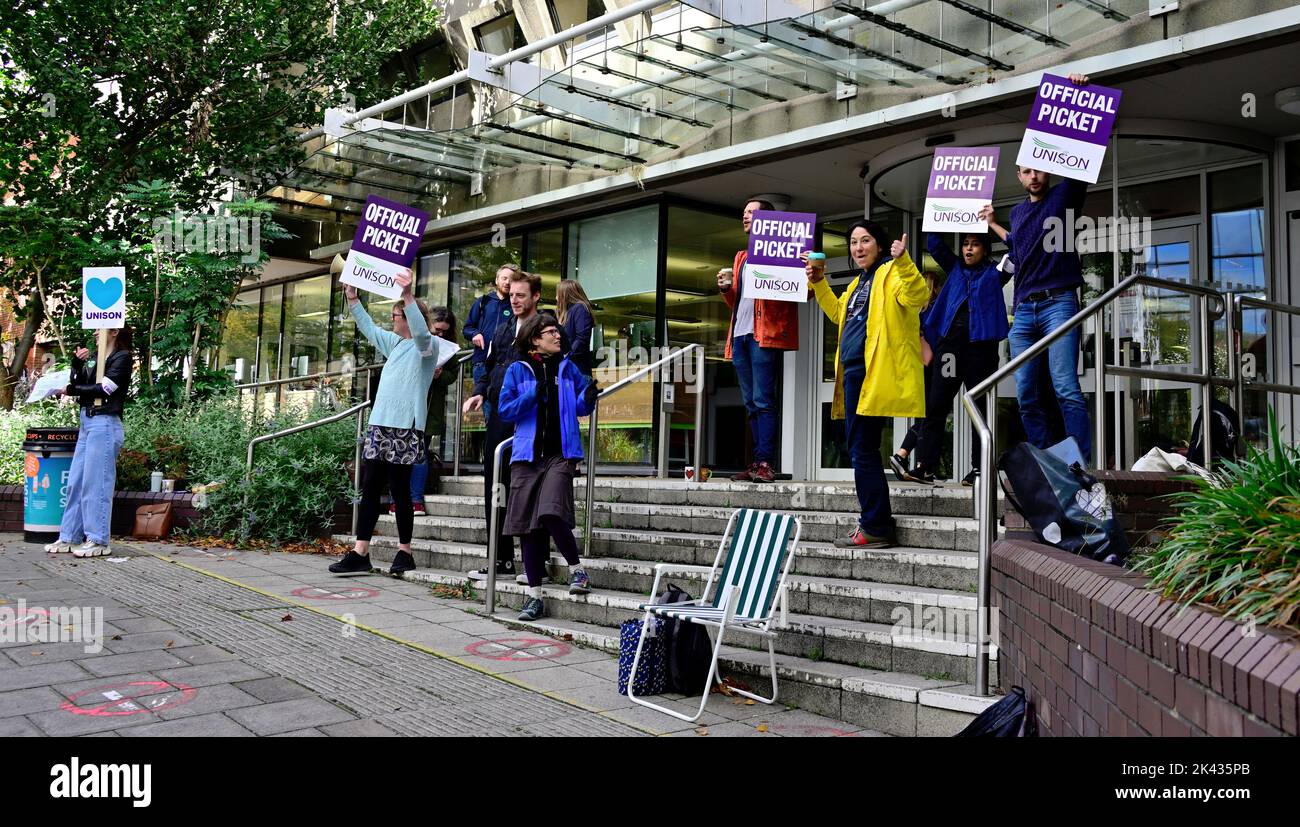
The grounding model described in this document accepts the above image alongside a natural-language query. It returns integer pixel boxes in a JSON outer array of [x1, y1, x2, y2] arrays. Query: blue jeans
[[472, 362, 494, 423], [1009, 291, 1092, 463], [843, 371, 894, 537], [731, 334, 780, 465], [60, 411, 124, 546], [409, 435, 438, 503]]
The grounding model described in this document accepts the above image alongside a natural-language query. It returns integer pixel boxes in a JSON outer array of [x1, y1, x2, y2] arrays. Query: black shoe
[[329, 550, 372, 575], [468, 559, 515, 581], [517, 597, 544, 621], [389, 550, 416, 575], [889, 452, 910, 483], [902, 465, 936, 485], [962, 469, 979, 487]]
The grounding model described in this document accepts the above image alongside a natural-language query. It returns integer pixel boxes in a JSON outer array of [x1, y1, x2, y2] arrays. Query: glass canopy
[[269, 0, 1146, 226]]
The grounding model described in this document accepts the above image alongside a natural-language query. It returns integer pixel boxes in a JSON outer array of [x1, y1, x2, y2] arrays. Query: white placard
[[340, 250, 405, 300], [81, 267, 126, 329]]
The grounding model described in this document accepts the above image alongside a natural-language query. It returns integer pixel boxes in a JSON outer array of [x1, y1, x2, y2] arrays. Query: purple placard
[[1026, 73, 1122, 146], [746, 210, 816, 266], [350, 195, 430, 266], [926, 147, 1000, 199]]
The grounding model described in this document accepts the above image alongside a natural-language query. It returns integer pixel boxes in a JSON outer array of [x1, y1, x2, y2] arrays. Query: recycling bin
[[22, 427, 79, 543]]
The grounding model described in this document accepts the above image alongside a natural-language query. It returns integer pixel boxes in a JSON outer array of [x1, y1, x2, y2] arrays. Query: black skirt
[[503, 454, 577, 535]]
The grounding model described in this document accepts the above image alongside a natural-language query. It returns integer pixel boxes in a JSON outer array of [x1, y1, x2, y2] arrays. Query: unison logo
[[931, 204, 981, 223], [50, 757, 152, 808], [350, 255, 396, 287], [1030, 137, 1089, 170]]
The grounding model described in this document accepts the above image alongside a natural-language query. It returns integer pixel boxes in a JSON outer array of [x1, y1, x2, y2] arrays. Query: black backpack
[[954, 686, 1036, 737], [657, 583, 715, 695]]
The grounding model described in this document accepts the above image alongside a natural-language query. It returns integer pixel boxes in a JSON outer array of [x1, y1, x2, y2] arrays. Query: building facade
[[220, 0, 1300, 479]]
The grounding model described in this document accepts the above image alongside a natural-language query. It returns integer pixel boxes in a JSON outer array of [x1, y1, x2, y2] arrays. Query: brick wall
[[1003, 470, 1198, 549], [993, 538, 1298, 737], [0, 485, 200, 537]]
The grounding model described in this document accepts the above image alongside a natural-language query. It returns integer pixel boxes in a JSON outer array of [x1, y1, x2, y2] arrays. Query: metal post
[[352, 405, 364, 537], [1093, 301, 1107, 470], [453, 359, 465, 478], [1198, 294, 1214, 473], [692, 347, 704, 477], [975, 389, 997, 696], [583, 403, 600, 557], [1230, 295, 1245, 420], [657, 377, 670, 480], [486, 436, 513, 616]]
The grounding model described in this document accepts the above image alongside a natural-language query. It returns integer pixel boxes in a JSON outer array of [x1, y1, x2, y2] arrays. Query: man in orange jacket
[[718, 198, 801, 483]]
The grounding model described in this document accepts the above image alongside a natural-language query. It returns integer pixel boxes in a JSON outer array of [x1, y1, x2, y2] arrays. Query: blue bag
[[618, 618, 667, 696]]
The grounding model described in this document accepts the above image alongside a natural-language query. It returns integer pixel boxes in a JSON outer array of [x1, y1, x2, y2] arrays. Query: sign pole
[[93, 328, 109, 408]]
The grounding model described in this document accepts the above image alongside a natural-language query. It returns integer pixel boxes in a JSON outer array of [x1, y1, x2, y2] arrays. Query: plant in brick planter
[[1135, 411, 1300, 634]]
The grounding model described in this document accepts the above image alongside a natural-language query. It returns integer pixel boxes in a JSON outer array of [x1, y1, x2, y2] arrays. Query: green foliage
[[0, 402, 79, 484], [1134, 411, 1300, 633]]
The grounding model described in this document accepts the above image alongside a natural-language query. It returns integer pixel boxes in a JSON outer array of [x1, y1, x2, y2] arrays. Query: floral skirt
[[362, 425, 427, 465]]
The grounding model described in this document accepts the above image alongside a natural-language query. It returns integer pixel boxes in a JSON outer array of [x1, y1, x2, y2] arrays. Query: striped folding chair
[[627, 508, 801, 722]]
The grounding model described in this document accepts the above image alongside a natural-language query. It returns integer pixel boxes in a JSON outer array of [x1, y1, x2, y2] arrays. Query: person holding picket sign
[[903, 226, 1010, 487], [329, 268, 439, 577], [806, 224, 930, 549], [497, 312, 598, 621], [45, 327, 134, 557]]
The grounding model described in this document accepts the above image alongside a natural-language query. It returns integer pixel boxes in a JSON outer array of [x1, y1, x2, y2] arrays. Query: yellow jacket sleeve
[[889, 252, 932, 311], [812, 278, 843, 326]]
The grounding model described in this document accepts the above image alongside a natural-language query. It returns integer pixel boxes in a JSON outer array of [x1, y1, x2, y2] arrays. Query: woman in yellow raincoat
[[806, 221, 930, 548]]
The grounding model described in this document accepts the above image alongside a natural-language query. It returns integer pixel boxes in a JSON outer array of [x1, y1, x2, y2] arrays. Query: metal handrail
[[583, 344, 703, 556], [961, 274, 1228, 697], [1232, 295, 1300, 402], [451, 350, 476, 478], [233, 362, 383, 391]]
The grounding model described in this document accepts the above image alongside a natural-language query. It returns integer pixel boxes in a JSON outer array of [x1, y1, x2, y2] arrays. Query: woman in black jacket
[[45, 327, 133, 558]]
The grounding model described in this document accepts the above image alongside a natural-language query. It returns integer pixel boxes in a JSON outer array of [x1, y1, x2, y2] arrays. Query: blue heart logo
[[86, 277, 123, 310]]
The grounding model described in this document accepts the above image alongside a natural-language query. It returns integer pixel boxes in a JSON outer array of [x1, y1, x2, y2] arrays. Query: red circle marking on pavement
[[61, 681, 198, 717], [0, 607, 50, 630], [464, 638, 572, 662], [291, 585, 381, 601]]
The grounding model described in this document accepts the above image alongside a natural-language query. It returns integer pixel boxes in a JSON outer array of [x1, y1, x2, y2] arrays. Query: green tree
[[0, 0, 441, 406]]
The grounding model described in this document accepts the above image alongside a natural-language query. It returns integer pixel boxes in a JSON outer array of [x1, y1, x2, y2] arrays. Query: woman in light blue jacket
[[329, 269, 439, 577]]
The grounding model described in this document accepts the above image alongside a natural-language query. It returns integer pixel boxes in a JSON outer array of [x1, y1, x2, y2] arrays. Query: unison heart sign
[[81, 267, 126, 329]]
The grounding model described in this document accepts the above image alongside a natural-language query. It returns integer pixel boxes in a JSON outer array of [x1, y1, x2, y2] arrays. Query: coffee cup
[[685, 466, 696, 481], [718, 268, 734, 290]]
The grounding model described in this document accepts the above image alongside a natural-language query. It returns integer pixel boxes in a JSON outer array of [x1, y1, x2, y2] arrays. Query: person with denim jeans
[[46, 327, 133, 558], [718, 198, 800, 483], [808, 223, 930, 549], [463, 266, 514, 424], [988, 72, 1095, 463]]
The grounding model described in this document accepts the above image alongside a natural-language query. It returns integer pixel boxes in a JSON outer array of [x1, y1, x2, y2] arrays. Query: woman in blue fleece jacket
[[908, 223, 1011, 486], [497, 312, 597, 621]]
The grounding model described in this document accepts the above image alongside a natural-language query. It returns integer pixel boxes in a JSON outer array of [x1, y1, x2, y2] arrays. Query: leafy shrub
[[116, 449, 153, 492], [0, 402, 80, 485], [1134, 411, 1300, 634]]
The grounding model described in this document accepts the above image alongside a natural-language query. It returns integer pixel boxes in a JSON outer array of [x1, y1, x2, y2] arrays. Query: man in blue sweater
[[988, 72, 1094, 463], [463, 265, 515, 421]]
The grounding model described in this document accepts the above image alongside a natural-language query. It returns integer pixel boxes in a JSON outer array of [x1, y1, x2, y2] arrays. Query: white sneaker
[[44, 540, 74, 554], [73, 541, 111, 558], [514, 573, 551, 585]]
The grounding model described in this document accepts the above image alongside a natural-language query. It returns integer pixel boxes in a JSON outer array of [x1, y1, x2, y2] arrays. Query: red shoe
[[833, 527, 896, 549], [412, 502, 426, 515], [731, 463, 756, 482], [387, 502, 397, 514], [751, 462, 776, 483]]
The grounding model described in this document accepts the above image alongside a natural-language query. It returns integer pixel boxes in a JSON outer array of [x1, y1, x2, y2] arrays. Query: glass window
[[525, 227, 564, 307], [664, 204, 748, 471], [218, 289, 261, 384], [418, 251, 450, 307], [1209, 165, 1265, 292], [1286, 140, 1300, 193], [449, 236, 523, 335], [571, 204, 661, 466], [258, 284, 283, 383], [548, 0, 611, 43], [283, 275, 332, 379], [475, 13, 526, 55], [1118, 175, 1200, 221]]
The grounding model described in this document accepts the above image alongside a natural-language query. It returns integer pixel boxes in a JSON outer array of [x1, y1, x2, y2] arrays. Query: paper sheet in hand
[[25, 370, 70, 405]]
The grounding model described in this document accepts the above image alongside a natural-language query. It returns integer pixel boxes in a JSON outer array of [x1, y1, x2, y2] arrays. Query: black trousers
[[482, 410, 516, 563], [356, 458, 414, 544], [915, 329, 1001, 474]]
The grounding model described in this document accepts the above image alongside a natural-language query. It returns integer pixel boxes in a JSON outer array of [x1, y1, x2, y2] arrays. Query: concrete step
[[353, 547, 997, 684], [351, 534, 978, 632], [465, 615, 994, 737], [382, 506, 984, 552], [368, 519, 978, 591], [435, 476, 1002, 519]]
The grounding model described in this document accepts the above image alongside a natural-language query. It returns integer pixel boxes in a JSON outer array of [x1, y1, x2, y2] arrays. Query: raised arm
[[348, 288, 401, 358], [889, 236, 931, 311], [926, 232, 959, 275]]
